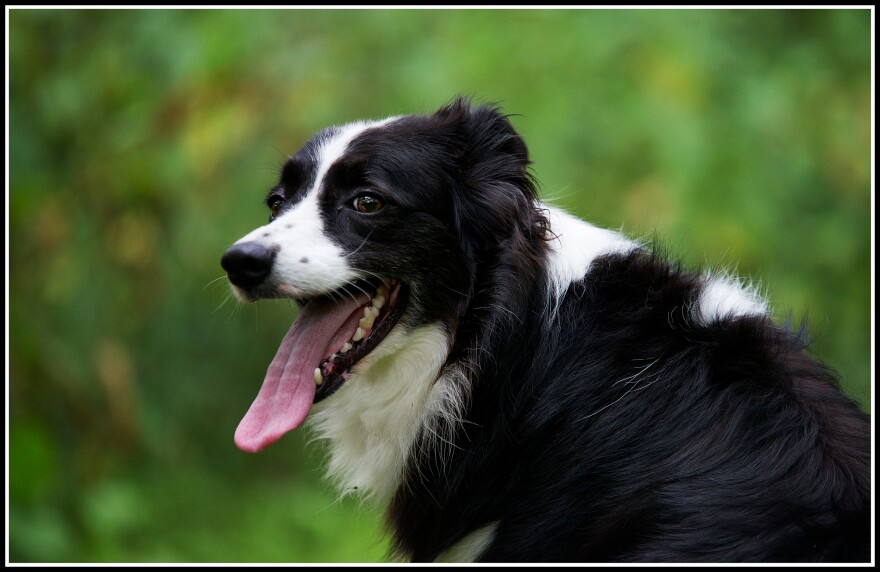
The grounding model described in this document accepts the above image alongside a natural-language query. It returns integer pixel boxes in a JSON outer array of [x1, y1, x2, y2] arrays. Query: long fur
[[228, 97, 871, 563]]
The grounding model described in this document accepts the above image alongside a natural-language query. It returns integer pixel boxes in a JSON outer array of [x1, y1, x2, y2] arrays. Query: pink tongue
[[234, 292, 368, 453]]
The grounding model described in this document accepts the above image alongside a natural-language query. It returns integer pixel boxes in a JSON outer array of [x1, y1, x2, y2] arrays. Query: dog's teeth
[[376, 284, 389, 298], [359, 308, 377, 330], [370, 306, 381, 319], [352, 327, 365, 342], [314, 368, 323, 385], [340, 342, 352, 353], [372, 295, 385, 310]]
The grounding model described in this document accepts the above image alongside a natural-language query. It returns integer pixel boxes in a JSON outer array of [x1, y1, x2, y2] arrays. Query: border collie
[[220, 98, 870, 563]]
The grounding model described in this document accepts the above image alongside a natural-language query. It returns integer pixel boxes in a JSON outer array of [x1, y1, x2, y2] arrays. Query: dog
[[220, 98, 870, 562]]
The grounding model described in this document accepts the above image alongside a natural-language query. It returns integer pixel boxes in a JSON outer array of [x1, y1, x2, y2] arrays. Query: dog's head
[[221, 98, 545, 452]]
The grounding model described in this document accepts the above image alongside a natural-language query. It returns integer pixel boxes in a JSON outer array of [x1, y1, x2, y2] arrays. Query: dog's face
[[221, 99, 536, 453]]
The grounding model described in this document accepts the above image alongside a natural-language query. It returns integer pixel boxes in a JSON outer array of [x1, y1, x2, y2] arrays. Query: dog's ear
[[433, 96, 531, 172], [434, 98, 541, 251], [433, 97, 542, 253]]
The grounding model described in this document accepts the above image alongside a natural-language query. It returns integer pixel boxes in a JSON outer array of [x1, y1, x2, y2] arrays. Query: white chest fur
[[307, 323, 452, 504]]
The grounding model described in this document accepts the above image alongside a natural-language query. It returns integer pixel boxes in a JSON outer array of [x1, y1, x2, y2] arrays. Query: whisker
[[323, 287, 342, 305], [354, 269, 389, 287], [225, 298, 244, 323], [333, 281, 365, 306], [341, 280, 371, 304], [203, 274, 230, 292], [342, 229, 377, 259], [212, 291, 235, 315]]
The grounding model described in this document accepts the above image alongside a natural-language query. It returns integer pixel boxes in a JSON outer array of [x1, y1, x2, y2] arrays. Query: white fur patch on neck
[[543, 204, 638, 316], [307, 323, 451, 505], [694, 271, 768, 324], [434, 521, 499, 563]]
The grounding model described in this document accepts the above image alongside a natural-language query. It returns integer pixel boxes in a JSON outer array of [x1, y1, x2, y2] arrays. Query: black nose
[[221, 242, 277, 290]]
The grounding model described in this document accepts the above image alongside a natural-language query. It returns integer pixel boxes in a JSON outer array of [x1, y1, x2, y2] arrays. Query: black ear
[[433, 97, 543, 252], [434, 96, 531, 171]]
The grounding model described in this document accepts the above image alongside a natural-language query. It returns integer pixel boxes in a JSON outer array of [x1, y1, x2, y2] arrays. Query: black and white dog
[[221, 98, 870, 563]]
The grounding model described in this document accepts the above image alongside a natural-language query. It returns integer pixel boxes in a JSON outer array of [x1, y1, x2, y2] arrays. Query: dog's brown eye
[[353, 194, 383, 214], [269, 197, 283, 220]]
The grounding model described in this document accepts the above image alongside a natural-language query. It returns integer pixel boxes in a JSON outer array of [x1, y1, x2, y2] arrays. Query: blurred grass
[[8, 8, 871, 563]]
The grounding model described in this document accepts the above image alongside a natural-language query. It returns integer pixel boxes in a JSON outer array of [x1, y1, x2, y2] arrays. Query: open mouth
[[234, 277, 408, 453], [312, 278, 407, 403]]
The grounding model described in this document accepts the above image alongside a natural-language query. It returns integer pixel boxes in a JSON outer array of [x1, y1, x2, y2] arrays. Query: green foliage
[[8, 8, 871, 563]]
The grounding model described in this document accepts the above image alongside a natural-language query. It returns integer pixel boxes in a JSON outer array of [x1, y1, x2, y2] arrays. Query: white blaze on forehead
[[232, 116, 399, 296], [308, 117, 399, 195]]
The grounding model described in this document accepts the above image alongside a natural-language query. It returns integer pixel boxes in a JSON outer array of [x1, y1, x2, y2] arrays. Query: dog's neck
[[307, 323, 453, 505]]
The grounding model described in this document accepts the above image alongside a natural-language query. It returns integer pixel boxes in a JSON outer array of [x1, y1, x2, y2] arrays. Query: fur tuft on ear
[[433, 97, 547, 254]]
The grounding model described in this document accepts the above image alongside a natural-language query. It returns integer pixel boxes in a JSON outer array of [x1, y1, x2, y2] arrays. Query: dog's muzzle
[[221, 241, 278, 290]]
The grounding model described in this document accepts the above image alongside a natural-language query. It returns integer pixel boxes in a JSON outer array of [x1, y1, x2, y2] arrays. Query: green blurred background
[[8, 8, 872, 563]]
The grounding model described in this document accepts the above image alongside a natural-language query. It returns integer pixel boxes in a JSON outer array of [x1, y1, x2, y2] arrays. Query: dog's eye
[[268, 197, 283, 220], [352, 194, 383, 214]]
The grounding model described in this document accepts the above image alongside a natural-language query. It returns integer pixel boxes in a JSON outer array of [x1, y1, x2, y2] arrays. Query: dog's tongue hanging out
[[234, 294, 367, 453]]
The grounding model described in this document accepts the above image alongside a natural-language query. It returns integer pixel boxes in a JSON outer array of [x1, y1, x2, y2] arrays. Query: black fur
[[390, 248, 870, 562], [353, 99, 869, 562]]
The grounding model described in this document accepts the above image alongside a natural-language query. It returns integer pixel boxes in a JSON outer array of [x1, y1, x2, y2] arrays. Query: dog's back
[[390, 248, 870, 562]]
